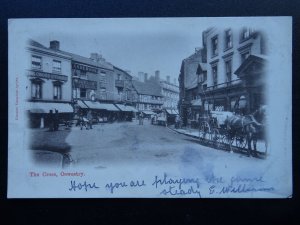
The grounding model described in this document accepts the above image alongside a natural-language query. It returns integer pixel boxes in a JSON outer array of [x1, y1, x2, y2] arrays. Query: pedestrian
[[87, 110, 93, 129], [54, 110, 59, 131], [48, 110, 54, 131]]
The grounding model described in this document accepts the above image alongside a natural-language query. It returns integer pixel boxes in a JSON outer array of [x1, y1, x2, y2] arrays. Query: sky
[[29, 18, 208, 83], [19, 17, 276, 83]]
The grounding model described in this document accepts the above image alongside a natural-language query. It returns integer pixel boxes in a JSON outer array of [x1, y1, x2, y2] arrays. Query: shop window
[[80, 88, 87, 98], [52, 60, 61, 73], [225, 60, 232, 82], [31, 55, 42, 70], [53, 82, 62, 100], [225, 29, 233, 49], [31, 80, 42, 99], [211, 36, 218, 57]]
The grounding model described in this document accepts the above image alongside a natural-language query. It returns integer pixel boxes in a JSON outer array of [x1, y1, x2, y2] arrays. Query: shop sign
[[72, 63, 98, 74], [73, 78, 97, 90], [28, 70, 68, 81]]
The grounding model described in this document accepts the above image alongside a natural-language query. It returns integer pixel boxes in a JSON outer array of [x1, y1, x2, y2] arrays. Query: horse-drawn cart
[[198, 108, 268, 157]]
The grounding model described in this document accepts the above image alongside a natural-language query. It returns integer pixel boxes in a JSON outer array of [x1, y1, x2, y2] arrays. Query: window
[[53, 82, 62, 100], [241, 51, 250, 62], [80, 88, 87, 98], [80, 70, 87, 79], [212, 65, 218, 86], [241, 28, 255, 41], [225, 29, 233, 49], [211, 36, 218, 56], [117, 74, 121, 80], [225, 60, 232, 82], [31, 55, 42, 70], [53, 60, 61, 73], [31, 80, 42, 99]]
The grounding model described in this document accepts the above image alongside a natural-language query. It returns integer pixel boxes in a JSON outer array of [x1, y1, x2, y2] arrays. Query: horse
[[224, 105, 267, 156]]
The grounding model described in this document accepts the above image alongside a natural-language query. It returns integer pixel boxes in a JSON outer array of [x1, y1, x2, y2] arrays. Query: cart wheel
[[211, 128, 221, 149], [236, 134, 247, 149], [199, 121, 210, 143]]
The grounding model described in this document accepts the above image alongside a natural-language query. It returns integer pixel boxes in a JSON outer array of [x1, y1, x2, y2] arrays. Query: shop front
[[27, 101, 74, 128]]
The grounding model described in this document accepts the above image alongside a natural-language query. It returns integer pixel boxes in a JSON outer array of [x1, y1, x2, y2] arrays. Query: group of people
[[78, 110, 93, 130]]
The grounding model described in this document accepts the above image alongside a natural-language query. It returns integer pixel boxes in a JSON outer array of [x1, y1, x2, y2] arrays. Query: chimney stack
[[50, 40, 60, 50], [155, 70, 160, 82], [166, 76, 170, 83], [174, 78, 177, 85], [138, 72, 144, 81], [144, 73, 148, 82]]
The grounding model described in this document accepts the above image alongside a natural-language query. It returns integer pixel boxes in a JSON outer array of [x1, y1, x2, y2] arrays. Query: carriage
[[198, 108, 268, 156]]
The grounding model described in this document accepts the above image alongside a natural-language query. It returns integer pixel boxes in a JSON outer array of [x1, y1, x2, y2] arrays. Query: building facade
[[132, 80, 164, 114], [26, 40, 73, 128], [201, 27, 267, 114], [178, 48, 206, 126], [160, 76, 179, 110], [178, 27, 267, 127]]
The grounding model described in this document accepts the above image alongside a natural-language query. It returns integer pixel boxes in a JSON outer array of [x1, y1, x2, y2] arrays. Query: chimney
[[144, 73, 148, 82], [50, 40, 60, 50], [166, 76, 170, 83], [174, 78, 177, 85], [90, 53, 99, 61], [155, 70, 160, 82], [138, 72, 144, 81]]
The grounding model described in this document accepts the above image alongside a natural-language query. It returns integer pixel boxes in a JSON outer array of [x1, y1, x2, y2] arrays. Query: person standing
[[54, 110, 59, 131], [87, 110, 93, 129], [48, 110, 54, 131]]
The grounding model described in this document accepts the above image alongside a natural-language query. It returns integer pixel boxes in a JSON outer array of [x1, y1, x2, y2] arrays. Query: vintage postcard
[[8, 17, 292, 198]]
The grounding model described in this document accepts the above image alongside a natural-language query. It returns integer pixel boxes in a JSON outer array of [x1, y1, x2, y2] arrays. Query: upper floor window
[[117, 74, 121, 80], [80, 89, 87, 98], [53, 82, 62, 100], [31, 55, 42, 70], [225, 29, 233, 49], [52, 60, 61, 73], [212, 65, 218, 86], [31, 79, 43, 99], [241, 28, 255, 41], [211, 36, 218, 56], [225, 60, 232, 82], [80, 70, 87, 79]]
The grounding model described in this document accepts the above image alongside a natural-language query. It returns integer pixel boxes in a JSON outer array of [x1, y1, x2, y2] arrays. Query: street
[[65, 119, 266, 170]]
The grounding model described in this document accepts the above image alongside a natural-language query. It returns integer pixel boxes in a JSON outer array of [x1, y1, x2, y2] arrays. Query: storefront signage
[[72, 63, 98, 74], [28, 70, 68, 81], [73, 78, 97, 90]]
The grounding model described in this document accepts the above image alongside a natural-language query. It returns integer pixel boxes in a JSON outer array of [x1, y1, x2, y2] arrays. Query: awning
[[77, 100, 88, 109], [166, 109, 177, 115], [125, 105, 138, 112], [100, 103, 120, 111], [115, 104, 138, 112], [84, 101, 119, 111], [142, 110, 156, 115], [27, 102, 73, 113], [191, 99, 202, 106]]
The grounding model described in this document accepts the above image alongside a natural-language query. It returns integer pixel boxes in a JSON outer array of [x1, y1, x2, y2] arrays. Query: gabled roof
[[132, 80, 162, 97], [234, 54, 267, 77]]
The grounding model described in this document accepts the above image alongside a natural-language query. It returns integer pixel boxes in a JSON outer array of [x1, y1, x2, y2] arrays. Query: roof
[[113, 66, 132, 78], [234, 54, 267, 76], [132, 80, 163, 97], [61, 51, 113, 70], [28, 39, 113, 70]]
